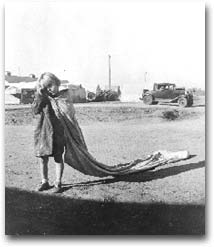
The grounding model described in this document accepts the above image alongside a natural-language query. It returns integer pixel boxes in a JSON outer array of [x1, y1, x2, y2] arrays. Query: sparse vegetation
[[162, 110, 180, 120], [5, 97, 205, 125]]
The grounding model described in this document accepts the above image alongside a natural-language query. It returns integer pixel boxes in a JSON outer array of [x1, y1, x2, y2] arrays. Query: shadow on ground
[[191, 104, 205, 108], [6, 185, 205, 235], [63, 160, 204, 190]]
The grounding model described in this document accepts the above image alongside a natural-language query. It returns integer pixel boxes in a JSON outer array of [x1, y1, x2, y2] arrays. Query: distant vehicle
[[86, 85, 121, 102], [87, 89, 120, 102], [140, 83, 193, 107]]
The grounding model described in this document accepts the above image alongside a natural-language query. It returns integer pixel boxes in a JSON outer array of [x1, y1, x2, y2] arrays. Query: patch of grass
[[162, 110, 180, 120]]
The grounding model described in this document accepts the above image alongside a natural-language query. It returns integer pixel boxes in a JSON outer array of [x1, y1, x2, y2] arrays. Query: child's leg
[[55, 159, 64, 184], [54, 155, 64, 184], [39, 156, 49, 183], [53, 155, 64, 193], [37, 156, 50, 191]]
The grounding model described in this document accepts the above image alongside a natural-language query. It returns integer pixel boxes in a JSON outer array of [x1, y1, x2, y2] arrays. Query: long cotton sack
[[49, 92, 189, 177]]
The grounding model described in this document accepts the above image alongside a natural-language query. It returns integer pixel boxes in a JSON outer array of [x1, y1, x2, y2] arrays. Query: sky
[[5, 1, 205, 100]]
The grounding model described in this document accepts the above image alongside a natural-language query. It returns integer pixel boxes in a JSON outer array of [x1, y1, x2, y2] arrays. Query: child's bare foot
[[37, 182, 51, 192], [53, 182, 62, 193]]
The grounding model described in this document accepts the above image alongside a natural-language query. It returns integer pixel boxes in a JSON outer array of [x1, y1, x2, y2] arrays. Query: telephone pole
[[108, 54, 111, 90], [144, 72, 147, 84]]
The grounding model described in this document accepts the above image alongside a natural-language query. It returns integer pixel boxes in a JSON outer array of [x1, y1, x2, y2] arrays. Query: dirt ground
[[5, 96, 205, 235]]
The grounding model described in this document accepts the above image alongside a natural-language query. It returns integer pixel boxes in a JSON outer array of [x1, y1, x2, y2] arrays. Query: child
[[32, 72, 66, 193]]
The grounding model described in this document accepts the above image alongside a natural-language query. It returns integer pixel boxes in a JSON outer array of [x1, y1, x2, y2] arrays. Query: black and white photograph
[[4, 1, 205, 235]]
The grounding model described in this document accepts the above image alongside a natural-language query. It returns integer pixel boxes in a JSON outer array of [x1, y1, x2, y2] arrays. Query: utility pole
[[144, 72, 147, 84], [108, 54, 111, 90]]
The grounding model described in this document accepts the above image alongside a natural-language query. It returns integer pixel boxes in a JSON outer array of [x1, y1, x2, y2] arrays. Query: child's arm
[[32, 91, 49, 114]]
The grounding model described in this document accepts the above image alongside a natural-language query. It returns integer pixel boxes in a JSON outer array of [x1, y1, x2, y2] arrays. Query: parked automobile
[[140, 83, 193, 107]]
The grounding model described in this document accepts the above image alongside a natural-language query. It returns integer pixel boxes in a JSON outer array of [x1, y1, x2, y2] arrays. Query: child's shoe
[[37, 182, 50, 192], [53, 182, 62, 193]]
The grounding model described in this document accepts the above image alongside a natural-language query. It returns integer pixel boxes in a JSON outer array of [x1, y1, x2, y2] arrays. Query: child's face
[[47, 83, 59, 95]]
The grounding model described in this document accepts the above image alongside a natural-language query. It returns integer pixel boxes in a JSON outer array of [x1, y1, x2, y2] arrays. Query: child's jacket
[[32, 92, 65, 157]]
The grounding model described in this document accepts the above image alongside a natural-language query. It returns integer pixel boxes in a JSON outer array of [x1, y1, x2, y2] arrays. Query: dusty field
[[5, 96, 205, 235]]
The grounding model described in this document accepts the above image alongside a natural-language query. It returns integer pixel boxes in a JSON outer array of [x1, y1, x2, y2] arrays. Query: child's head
[[37, 72, 61, 95]]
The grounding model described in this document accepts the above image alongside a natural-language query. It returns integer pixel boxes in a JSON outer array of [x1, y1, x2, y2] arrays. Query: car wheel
[[178, 96, 188, 107], [143, 94, 153, 105]]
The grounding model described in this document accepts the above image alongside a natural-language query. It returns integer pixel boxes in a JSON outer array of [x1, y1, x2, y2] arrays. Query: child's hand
[[46, 89, 55, 97], [37, 88, 50, 101], [37, 87, 45, 95], [40, 88, 49, 97]]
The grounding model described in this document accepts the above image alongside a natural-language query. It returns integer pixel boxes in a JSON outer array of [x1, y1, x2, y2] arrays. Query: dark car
[[140, 83, 193, 107]]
